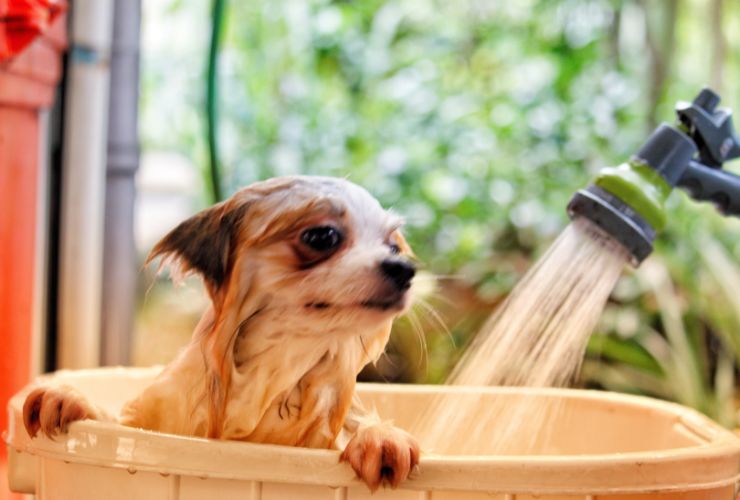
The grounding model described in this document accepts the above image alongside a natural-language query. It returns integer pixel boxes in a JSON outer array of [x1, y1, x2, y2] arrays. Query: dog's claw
[[23, 386, 98, 438], [340, 424, 420, 491]]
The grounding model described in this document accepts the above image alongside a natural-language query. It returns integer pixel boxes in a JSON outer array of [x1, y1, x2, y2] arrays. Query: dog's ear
[[147, 200, 248, 291]]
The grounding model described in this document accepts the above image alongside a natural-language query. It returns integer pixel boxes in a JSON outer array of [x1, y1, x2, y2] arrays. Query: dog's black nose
[[380, 259, 416, 290]]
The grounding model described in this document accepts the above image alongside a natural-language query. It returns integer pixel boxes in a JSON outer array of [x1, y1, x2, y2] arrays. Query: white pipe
[[58, 0, 115, 369]]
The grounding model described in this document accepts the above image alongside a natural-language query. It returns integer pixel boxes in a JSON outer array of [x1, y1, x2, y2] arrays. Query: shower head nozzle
[[568, 88, 740, 266], [567, 186, 655, 266]]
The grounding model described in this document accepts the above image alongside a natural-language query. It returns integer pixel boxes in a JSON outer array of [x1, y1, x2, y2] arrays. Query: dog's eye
[[301, 226, 343, 253], [389, 243, 401, 255]]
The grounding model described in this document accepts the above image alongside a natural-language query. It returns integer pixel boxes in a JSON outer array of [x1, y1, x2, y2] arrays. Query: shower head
[[568, 88, 740, 265]]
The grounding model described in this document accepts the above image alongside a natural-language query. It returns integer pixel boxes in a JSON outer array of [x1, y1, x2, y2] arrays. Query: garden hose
[[206, 0, 226, 203], [568, 88, 740, 265]]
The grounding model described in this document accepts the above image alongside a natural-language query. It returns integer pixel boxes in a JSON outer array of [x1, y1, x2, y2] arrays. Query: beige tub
[[5, 367, 739, 499]]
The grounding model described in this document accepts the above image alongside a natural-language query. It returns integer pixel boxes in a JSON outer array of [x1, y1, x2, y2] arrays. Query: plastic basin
[[5, 367, 739, 499]]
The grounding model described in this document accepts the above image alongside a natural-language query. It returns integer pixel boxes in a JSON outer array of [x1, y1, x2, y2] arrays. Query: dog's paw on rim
[[23, 385, 105, 438], [340, 423, 420, 491]]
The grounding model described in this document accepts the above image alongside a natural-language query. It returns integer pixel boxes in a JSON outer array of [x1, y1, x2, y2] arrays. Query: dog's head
[[148, 176, 415, 437], [149, 176, 415, 328]]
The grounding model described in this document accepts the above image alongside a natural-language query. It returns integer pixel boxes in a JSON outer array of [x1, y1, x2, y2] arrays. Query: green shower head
[[568, 88, 740, 265]]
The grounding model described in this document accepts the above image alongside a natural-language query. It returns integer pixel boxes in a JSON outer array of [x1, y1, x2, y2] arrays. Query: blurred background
[[2, 3, 740, 492], [137, 0, 740, 428]]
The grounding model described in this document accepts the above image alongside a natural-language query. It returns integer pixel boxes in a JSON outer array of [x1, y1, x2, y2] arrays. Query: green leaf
[[587, 334, 663, 376]]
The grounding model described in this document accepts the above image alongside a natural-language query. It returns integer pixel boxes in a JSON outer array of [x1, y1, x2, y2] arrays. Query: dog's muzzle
[[380, 259, 416, 291]]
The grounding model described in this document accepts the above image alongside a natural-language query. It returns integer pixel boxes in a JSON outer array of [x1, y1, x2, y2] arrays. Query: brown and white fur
[[23, 176, 420, 491]]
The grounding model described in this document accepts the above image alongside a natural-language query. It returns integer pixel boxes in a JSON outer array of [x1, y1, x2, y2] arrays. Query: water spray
[[568, 88, 740, 265]]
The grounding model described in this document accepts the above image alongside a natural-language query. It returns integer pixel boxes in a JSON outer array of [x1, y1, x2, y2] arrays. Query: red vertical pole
[[0, 109, 39, 500], [0, 5, 66, 498]]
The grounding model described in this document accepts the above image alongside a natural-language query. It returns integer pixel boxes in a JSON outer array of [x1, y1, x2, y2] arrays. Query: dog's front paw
[[340, 423, 420, 491], [23, 385, 101, 438]]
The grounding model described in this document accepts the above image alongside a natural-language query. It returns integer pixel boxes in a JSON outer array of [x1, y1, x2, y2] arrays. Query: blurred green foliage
[[141, 0, 740, 425]]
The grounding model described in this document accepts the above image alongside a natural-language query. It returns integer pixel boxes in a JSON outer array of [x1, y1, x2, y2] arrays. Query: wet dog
[[23, 176, 420, 491]]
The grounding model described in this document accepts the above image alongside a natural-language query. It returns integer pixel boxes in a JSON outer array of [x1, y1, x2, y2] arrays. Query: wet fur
[[23, 176, 419, 490]]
